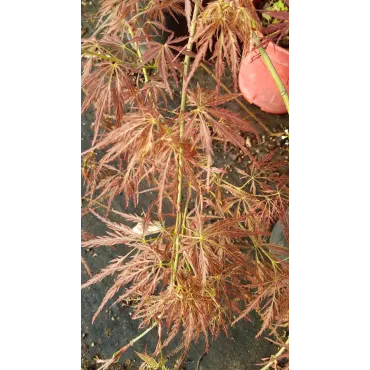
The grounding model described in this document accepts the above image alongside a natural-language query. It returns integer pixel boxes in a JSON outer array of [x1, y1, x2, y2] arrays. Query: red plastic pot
[[238, 42, 289, 114]]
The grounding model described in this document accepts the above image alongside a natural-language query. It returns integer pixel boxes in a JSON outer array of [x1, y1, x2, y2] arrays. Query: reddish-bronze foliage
[[81, 1, 289, 368], [137, 34, 192, 98], [186, 0, 261, 94]]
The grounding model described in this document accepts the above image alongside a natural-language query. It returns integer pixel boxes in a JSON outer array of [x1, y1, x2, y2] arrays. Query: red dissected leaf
[[262, 10, 289, 21], [81, 58, 135, 145], [81, 256, 93, 278], [132, 0, 185, 24], [185, 0, 192, 31], [187, 0, 261, 93], [185, 86, 258, 158], [263, 22, 289, 45], [260, 6, 289, 45], [138, 34, 192, 98]]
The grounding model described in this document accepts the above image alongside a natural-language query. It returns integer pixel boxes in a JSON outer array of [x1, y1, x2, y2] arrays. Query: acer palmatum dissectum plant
[[81, 0, 289, 369]]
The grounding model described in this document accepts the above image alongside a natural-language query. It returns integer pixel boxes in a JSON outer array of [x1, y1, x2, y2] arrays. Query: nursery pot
[[238, 42, 289, 114]]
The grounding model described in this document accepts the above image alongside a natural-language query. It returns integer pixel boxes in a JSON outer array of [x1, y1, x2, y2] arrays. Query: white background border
[[1, 0, 81, 368], [1, 1, 369, 369]]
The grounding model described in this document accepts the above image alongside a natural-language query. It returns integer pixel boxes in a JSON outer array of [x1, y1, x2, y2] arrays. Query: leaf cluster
[[81, 0, 289, 368]]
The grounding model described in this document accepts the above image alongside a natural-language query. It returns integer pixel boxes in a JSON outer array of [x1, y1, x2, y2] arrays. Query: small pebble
[[229, 153, 237, 161]]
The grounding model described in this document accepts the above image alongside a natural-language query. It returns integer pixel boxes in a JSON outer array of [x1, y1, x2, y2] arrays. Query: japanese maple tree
[[81, 0, 289, 369]]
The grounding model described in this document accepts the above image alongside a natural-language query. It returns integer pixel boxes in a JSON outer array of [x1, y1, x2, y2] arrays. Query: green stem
[[105, 322, 157, 367], [171, 4, 200, 286], [81, 50, 123, 64], [129, 322, 157, 346], [260, 338, 289, 370], [253, 33, 289, 114]]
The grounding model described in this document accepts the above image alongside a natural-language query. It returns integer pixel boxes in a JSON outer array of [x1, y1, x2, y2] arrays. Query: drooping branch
[[171, 4, 200, 286]]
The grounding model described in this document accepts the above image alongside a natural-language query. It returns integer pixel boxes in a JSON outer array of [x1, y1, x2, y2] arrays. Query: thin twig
[[97, 322, 157, 370], [81, 50, 124, 64], [260, 338, 289, 370], [195, 349, 207, 370]]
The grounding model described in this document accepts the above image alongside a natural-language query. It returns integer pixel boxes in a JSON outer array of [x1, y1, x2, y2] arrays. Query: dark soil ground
[[81, 2, 288, 369]]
